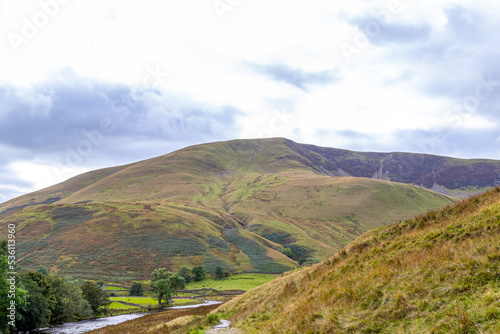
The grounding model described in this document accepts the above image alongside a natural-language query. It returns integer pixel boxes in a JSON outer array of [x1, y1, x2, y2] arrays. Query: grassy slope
[[203, 187, 500, 333], [0, 138, 460, 281]]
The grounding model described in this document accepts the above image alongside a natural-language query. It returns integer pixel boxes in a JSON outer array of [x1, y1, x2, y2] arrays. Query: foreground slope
[[0, 138, 481, 281], [207, 187, 500, 333]]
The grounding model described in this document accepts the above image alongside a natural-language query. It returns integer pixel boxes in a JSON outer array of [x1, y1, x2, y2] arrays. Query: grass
[[185, 273, 276, 291], [1, 138, 486, 282], [109, 302, 138, 309], [105, 286, 128, 291], [87, 304, 220, 334], [111, 296, 158, 306], [171, 298, 201, 306], [187, 187, 500, 333]]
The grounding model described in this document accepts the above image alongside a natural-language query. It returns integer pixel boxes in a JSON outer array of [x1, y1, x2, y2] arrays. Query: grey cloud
[[246, 63, 338, 91], [316, 128, 500, 160], [0, 75, 241, 157], [0, 74, 242, 202], [444, 6, 484, 41], [350, 16, 432, 45], [398, 128, 500, 159]]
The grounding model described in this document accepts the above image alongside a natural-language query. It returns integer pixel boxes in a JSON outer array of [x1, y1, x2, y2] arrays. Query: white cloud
[[0, 0, 500, 201], [8, 160, 89, 192]]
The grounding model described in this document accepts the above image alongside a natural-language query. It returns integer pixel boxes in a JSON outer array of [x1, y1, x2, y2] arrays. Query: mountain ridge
[[1, 138, 497, 281], [2, 138, 499, 210]]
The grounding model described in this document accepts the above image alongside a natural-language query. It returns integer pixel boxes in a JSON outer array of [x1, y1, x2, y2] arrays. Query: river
[[30, 300, 222, 334]]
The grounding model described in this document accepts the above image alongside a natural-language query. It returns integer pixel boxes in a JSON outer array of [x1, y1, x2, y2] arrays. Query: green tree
[[214, 265, 230, 279], [151, 268, 171, 281], [168, 274, 186, 294], [17, 271, 55, 331], [129, 282, 144, 296], [177, 266, 192, 283], [37, 265, 49, 276], [282, 247, 293, 258], [192, 266, 206, 281], [48, 276, 92, 323], [153, 279, 172, 305], [81, 281, 110, 316]]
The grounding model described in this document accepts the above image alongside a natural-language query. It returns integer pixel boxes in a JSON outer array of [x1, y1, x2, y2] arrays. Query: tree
[[47, 276, 92, 323], [129, 282, 144, 296], [177, 266, 192, 283], [214, 265, 230, 279], [81, 281, 110, 316], [153, 279, 172, 305], [192, 266, 206, 281], [152, 268, 171, 281], [37, 265, 49, 276], [168, 274, 185, 294], [282, 247, 293, 258], [17, 271, 54, 331]]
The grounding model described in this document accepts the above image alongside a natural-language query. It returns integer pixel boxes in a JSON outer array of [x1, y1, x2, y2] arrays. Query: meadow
[[185, 273, 276, 291]]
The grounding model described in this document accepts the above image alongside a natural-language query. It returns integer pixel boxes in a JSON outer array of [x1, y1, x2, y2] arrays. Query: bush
[[192, 266, 206, 281], [178, 266, 192, 283], [214, 266, 230, 279], [129, 282, 144, 296]]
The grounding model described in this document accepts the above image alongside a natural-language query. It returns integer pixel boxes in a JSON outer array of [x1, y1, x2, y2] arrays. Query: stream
[[30, 300, 222, 334]]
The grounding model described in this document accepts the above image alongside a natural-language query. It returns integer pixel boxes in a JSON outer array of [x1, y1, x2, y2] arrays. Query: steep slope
[[1, 137, 490, 282], [206, 187, 500, 333]]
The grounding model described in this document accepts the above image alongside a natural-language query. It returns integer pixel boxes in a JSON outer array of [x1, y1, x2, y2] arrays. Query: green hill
[[2, 138, 493, 282], [201, 187, 500, 333]]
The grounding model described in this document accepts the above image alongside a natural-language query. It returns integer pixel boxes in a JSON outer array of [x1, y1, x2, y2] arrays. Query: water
[[31, 300, 222, 334], [31, 313, 148, 334]]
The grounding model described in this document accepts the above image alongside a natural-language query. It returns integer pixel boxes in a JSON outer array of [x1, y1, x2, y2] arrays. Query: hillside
[[198, 187, 500, 333], [1, 137, 495, 281]]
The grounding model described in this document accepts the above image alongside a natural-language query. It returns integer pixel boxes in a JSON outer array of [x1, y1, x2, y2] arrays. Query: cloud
[[0, 74, 241, 154], [246, 63, 338, 91], [1, 0, 500, 202], [0, 73, 242, 201], [350, 17, 432, 45]]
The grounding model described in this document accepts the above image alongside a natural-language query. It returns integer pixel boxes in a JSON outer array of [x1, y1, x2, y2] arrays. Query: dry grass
[[201, 187, 500, 333], [87, 304, 220, 334]]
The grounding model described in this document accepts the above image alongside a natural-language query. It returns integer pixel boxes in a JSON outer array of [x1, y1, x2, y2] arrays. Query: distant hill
[[205, 187, 500, 333], [2, 138, 497, 281]]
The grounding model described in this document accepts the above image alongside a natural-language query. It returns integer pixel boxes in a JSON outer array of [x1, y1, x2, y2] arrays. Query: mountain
[[201, 187, 500, 333], [1, 138, 497, 281]]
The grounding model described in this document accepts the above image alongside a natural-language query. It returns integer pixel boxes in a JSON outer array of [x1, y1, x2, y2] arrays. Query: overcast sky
[[1, 0, 500, 202]]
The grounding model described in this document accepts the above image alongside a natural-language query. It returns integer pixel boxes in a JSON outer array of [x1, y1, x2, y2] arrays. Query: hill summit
[[1, 138, 498, 281]]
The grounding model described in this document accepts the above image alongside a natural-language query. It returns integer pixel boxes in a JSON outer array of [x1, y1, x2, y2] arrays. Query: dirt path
[[206, 320, 241, 333]]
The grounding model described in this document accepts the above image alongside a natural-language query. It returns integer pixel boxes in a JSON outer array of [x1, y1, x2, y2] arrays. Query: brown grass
[[202, 187, 500, 333], [87, 304, 220, 334]]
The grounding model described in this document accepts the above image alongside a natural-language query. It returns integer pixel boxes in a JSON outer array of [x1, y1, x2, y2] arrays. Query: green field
[[111, 296, 158, 306], [109, 302, 138, 309], [185, 273, 277, 291], [110, 296, 201, 309], [105, 286, 128, 291]]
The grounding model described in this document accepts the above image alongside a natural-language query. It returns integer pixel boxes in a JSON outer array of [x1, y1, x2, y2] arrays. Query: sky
[[1, 0, 500, 202]]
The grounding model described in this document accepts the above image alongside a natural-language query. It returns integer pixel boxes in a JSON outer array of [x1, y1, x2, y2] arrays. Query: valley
[[0, 138, 474, 281]]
